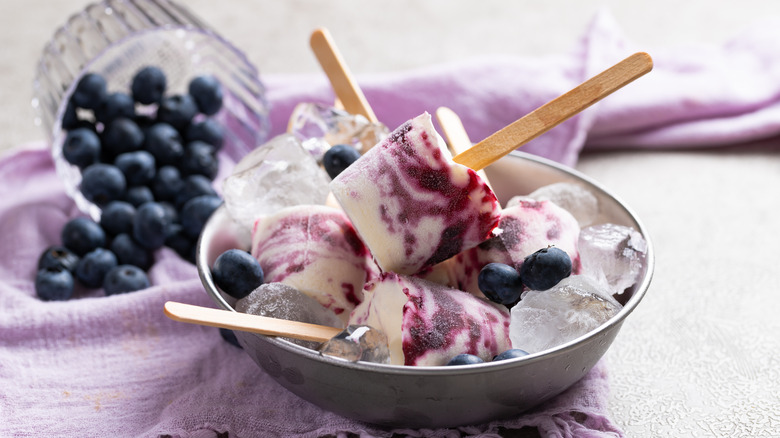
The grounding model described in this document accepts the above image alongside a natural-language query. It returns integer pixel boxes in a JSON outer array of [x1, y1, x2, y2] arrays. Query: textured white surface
[[3, 1, 779, 436]]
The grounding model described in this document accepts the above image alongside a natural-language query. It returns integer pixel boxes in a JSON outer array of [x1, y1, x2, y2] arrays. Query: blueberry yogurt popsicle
[[329, 112, 501, 275]]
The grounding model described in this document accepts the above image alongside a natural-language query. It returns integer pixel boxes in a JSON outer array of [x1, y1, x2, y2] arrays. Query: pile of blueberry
[[35, 66, 226, 301], [477, 246, 573, 307]]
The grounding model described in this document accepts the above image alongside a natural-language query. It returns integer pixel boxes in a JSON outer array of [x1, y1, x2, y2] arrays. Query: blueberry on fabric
[[145, 123, 184, 166], [446, 354, 484, 366], [75, 248, 118, 288], [100, 201, 136, 236], [519, 246, 573, 291], [188, 75, 223, 115], [180, 141, 218, 179], [109, 233, 152, 270], [477, 263, 524, 306], [185, 118, 225, 149], [62, 128, 101, 169], [323, 144, 361, 179], [164, 223, 194, 262], [156, 94, 198, 130], [180, 195, 222, 238], [219, 328, 243, 349], [174, 174, 217, 208], [35, 266, 75, 301], [115, 150, 156, 186], [38, 245, 80, 272], [61, 217, 106, 256], [151, 166, 184, 202], [71, 72, 107, 110], [211, 249, 264, 299], [131, 66, 167, 105], [96, 92, 136, 125], [123, 186, 155, 207], [493, 349, 530, 361], [80, 163, 127, 206], [103, 265, 150, 295], [133, 202, 174, 250], [101, 117, 144, 158]]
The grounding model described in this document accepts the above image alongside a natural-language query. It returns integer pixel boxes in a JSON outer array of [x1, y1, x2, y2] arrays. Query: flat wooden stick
[[310, 28, 378, 123], [435, 106, 492, 188], [453, 52, 653, 171], [164, 301, 342, 343]]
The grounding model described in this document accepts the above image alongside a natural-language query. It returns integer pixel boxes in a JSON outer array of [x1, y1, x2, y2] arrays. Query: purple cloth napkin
[[4, 10, 780, 438]]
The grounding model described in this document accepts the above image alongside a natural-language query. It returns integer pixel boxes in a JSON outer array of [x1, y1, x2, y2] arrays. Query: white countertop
[[3, 1, 779, 436]]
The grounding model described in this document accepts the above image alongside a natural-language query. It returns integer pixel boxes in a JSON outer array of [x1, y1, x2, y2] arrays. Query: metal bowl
[[196, 150, 655, 428]]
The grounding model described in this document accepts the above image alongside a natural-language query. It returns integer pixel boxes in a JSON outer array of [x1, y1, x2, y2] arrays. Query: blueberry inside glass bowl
[[196, 150, 655, 429], [32, 0, 270, 220]]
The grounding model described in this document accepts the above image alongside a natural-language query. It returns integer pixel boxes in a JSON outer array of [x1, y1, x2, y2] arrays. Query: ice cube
[[578, 223, 647, 295], [236, 282, 344, 349], [508, 182, 599, 227], [319, 324, 391, 364], [221, 134, 331, 231], [288, 102, 389, 162], [509, 275, 621, 354]]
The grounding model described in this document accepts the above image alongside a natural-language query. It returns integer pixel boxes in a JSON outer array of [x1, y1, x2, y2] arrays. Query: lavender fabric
[[3, 10, 780, 438]]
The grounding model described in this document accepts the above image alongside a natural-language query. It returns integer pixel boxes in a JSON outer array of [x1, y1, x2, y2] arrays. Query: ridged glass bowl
[[32, 0, 270, 219]]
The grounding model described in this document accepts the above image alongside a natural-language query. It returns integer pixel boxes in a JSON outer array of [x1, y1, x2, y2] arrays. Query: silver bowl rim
[[197, 149, 655, 375]]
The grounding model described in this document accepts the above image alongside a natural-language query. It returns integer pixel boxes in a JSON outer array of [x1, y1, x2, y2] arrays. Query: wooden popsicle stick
[[435, 106, 492, 188], [164, 301, 342, 343], [453, 52, 653, 171], [310, 28, 378, 123]]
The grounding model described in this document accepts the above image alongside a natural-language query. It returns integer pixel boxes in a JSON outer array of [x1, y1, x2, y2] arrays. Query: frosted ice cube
[[579, 223, 647, 295], [236, 282, 344, 349], [221, 134, 331, 231], [319, 324, 391, 364], [288, 102, 389, 162], [509, 275, 621, 354], [508, 182, 599, 227]]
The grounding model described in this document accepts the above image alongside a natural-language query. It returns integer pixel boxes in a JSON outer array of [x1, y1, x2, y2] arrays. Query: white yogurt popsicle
[[330, 112, 501, 275], [251, 204, 377, 323]]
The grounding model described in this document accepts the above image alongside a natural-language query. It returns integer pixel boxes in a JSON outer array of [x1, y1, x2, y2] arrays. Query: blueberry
[[158, 201, 179, 224], [114, 150, 156, 186], [164, 223, 195, 262], [35, 266, 75, 301], [156, 94, 198, 130], [133, 202, 173, 250], [100, 201, 136, 236], [180, 141, 218, 179], [151, 166, 184, 202], [71, 73, 107, 110], [519, 247, 573, 291], [124, 186, 155, 207], [101, 117, 144, 158], [185, 118, 224, 149], [109, 233, 152, 270], [61, 99, 80, 130], [188, 75, 223, 115], [478, 263, 524, 306], [493, 349, 529, 361], [75, 248, 118, 288], [61, 217, 106, 256], [131, 66, 167, 105], [180, 195, 221, 238], [103, 265, 150, 295], [145, 123, 184, 166], [38, 245, 80, 272], [80, 163, 127, 206], [174, 174, 217, 208], [62, 128, 101, 169], [323, 144, 361, 179], [446, 354, 484, 366], [219, 328, 243, 349], [211, 249, 264, 299], [96, 92, 136, 125]]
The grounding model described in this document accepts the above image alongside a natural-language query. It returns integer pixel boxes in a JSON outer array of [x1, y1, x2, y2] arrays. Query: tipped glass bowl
[[196, 150, 655, 428], [32, 0, 270, 219]]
